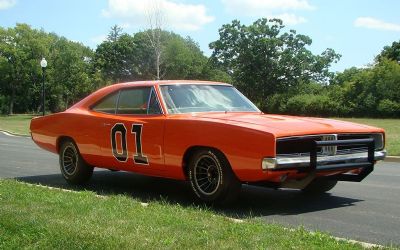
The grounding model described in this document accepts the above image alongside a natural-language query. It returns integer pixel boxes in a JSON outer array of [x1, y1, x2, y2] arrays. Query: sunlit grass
[[0, 114, 35, 135], [0, 179, 368, 249]]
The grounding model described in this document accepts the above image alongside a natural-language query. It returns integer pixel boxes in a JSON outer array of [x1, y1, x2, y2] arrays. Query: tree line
[[0, 24, 228, 114], [0, 19, 399, 117]]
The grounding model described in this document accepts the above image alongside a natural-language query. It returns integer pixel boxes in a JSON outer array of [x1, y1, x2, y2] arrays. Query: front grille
[[276, 136, 321, 155], [277, 133, 383, 156], [337, 134, 371, 151]]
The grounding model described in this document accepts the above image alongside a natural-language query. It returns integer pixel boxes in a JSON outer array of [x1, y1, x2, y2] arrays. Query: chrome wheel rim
[[62, 144, 78, 176], [194, 155, 221, 196]]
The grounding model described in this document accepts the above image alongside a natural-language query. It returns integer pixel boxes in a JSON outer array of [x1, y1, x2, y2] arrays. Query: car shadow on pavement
[[15, 170, 363, 219]]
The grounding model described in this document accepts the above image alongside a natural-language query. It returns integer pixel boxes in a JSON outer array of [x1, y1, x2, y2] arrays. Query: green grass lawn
[[0, 115, 399, 155], [0, 179, 372, 249], [0, 114, 35, 135]]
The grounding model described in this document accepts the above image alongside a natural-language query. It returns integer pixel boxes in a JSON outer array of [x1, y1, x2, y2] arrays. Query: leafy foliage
[[95, 33, 137, 83], [0, 24, 229, 114], [0, 24, 98, 114], [376, 40, 400, 63], [0, 24, 47, 114], [0, 21, 399, 117], [209, 18, 340, 107], [268, 59, 400, 117], [95, 29, 229, 82]]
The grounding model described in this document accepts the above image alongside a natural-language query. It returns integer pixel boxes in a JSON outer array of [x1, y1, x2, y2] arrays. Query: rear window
[[92, 92, 119, 114], [117, 88, 151, 114]]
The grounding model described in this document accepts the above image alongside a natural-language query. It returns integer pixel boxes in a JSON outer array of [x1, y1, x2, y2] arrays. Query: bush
[[264, 94, 345, 117], [377, 99, 400, 117], [263, 94, 289, 114]]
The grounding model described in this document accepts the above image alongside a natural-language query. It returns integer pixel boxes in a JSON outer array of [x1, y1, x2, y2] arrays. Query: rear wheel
[[302, 179, 338, 194], [59, 140, 93, 184], [188, 149, 241, 204]]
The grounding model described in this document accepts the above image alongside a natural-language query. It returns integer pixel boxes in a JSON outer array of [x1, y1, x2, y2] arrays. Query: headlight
[[371, 133, 384, 150]]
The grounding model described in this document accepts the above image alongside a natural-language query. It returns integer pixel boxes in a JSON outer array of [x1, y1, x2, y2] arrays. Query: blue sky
[[1, 0, 399, 72]]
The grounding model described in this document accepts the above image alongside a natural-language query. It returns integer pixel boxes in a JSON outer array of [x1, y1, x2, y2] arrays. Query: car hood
[[192, 113, 383, 137]]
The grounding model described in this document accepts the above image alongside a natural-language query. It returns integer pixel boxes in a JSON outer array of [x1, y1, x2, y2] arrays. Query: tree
[[95, 27, 137, 83], [137, 31, 230, 81], [373, 59, 400, 104], [0, 24, 99, 114], [145, 0, 165, 80], [107, 25, 123, 43], [376, 40, 400, 63], [329, 57, 400, 117], [209, 18, 341, 107], [98, 29, 230, 82], [330, 67, 364, 85], [130, 30, 160, 80], [0, 24, 47, 114], [50, 38, 95, 110]]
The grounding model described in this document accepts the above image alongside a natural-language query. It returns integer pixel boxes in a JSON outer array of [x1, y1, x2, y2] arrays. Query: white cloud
[[221, 0, 313, 25], [271, 13, 307, 25], [102, 0, 214, 31], [0, 0, 16, 10], [354, 17, 400, 32]]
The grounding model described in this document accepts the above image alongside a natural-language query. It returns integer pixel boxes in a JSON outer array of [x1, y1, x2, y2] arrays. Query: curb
[[384, 156, 400, 163], [0, 130, 30, 137]]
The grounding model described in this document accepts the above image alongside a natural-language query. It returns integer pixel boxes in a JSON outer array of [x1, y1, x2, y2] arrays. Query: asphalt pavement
[[0, 132, 399, 246]]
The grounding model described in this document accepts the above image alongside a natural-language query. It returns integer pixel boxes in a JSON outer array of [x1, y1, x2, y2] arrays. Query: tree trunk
[[156, 54, 160, 80], [8, 86, 15, 115]]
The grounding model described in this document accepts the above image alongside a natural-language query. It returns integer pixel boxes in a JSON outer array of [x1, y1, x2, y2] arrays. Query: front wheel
[[188, 149, 241, 204], [302, 179, 338, 194], [59, 140, 93, 184]]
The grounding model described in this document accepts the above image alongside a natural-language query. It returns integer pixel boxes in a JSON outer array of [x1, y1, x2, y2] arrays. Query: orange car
[[30, 80, 386, 203]]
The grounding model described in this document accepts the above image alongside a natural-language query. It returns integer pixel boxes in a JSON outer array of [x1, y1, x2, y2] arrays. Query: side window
[[117, 88, 151, 114], [148, 89, 162, 115], [92, 92, 119, 114]]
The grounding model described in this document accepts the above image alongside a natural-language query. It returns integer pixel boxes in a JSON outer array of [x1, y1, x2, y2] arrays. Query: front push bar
[[310, 138, 375, 182]]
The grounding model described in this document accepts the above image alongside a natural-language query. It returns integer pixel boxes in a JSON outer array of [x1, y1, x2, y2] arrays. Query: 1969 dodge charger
[[30, 80, 386, 203]]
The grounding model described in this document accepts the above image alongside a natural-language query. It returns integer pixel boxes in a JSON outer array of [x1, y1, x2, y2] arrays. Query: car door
[[94, 86, 165, 172]]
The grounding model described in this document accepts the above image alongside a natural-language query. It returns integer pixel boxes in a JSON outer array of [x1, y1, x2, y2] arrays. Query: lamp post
[[40, 58, 47, 116]]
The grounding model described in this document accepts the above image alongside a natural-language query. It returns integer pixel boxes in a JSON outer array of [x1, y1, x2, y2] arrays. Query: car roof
[[115, 80, 232, 88], [67, 80, 232, 111]]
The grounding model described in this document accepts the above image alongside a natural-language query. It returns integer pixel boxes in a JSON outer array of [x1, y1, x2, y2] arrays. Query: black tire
[[59, 140, 93, 184], [302, 179, 338, 194], [188, 149, 241, 204]]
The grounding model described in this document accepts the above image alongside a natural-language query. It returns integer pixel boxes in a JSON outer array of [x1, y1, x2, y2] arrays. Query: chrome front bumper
[[262, 138, 385, 182], [263, 150, 386, 170]]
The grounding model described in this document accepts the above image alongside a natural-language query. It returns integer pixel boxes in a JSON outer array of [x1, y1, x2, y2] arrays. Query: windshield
[[159, 84, 260, 114]]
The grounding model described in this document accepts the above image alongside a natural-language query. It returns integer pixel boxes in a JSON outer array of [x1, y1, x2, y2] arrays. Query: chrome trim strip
[[277, 133, 383, 141]]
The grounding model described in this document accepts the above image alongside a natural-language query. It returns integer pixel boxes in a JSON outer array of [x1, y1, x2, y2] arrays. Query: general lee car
[[30, 81, 386, 203]]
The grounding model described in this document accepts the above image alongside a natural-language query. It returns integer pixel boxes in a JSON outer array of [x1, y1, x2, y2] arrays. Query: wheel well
[[57, 136, 74, 153], [182, 146, 232, 179]]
